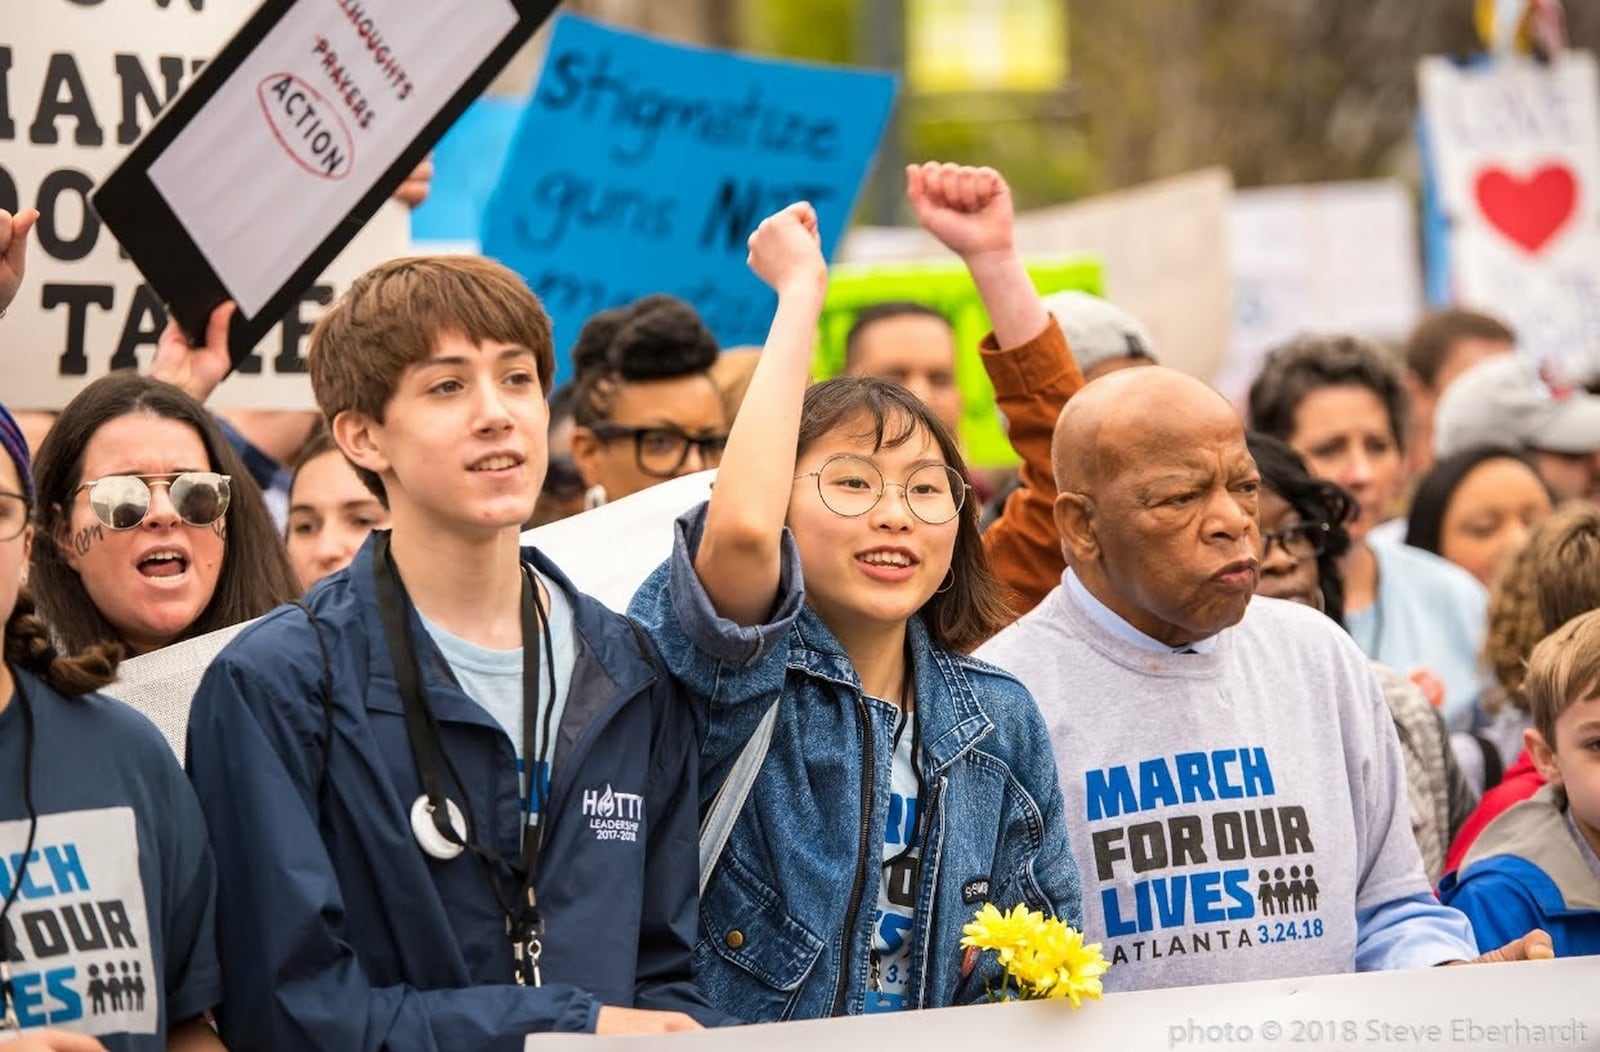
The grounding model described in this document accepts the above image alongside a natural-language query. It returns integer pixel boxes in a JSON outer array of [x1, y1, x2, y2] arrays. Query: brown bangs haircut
[[308, 255, 555, 500], [795, 377, 1010, 653], [30, 373, 299, 655], [1523, 608, 1600, 748]]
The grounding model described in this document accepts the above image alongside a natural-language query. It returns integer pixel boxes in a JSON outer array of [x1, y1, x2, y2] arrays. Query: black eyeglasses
[[793, 454, 969, 525], [75, 472, 231, 531], [0, 492, 30, 542], [589, 424, 728, 479], [1261, 520, 1328, 562]]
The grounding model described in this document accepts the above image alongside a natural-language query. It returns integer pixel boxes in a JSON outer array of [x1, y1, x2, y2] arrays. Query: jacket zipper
[[830, 692, 876, 1016], [911, 775, 946, 1007]]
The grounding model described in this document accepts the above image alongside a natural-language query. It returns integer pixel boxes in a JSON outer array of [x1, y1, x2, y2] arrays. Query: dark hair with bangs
[[308, 255, 555, 500], [30, 373, 299, 655], [1245, 432, 1356, 626], [795, 377, 1010, 652]]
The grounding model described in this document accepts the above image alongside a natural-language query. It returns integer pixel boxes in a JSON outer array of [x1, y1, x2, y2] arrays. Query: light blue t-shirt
[[866, 707, 920, 1013], [420, 571, 577, 826], [1345, 537, 1488, 734]]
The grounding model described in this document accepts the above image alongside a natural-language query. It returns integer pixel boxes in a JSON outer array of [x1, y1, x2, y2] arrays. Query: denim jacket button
[[724, 929, 746, 950]]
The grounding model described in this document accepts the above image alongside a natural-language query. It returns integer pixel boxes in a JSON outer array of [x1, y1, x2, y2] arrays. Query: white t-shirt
[[866, 708, 920, 1013]]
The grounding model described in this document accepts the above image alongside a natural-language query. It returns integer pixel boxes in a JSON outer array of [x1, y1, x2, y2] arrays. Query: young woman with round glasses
[[30, 373, 298, 657], [630, 201, 1079, 1020], [568, 294, 731, 506]]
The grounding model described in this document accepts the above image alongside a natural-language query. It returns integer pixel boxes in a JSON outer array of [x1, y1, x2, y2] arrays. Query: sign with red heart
[[1473, 164, 1578, 253], [1418, 53, 1600, 380]]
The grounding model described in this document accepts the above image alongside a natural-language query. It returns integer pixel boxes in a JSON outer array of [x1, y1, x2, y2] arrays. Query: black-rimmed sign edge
[[90, 0, 559, 364]]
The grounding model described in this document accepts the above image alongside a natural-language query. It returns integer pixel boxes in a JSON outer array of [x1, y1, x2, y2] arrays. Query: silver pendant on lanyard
[[409, 794, 468, 861]]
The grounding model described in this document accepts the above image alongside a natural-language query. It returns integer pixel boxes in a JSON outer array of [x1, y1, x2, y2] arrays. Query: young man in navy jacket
[[187, 256, 721, 1050]]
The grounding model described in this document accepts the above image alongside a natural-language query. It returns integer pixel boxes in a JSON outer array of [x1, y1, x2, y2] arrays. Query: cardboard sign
[[818, 259, 1103, 469], [1214, 181, 1424, 408], [480, 14, 897, 384], [0, 0, 416, 411], [93, 0, 555, 369], [1008, 168, 1235, 385], [1418, 52, 1600, 379]]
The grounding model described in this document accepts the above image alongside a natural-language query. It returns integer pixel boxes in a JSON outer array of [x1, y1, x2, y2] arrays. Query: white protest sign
[[146, 0, 514, 318], [1214, 181, 1424, 408], [1419, 52, 1600, 379], [0, 0, 410, 411], [527, 956, 1598, 1052], [1009, 168, 1235, 383]]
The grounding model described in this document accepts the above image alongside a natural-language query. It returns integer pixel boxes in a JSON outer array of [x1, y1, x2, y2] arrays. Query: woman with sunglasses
[[629, 199, 1079, 1020], [568, 295, 730, 507], [30, 373, 297, 657], [1247, 431, 1476, 882], [0, 403, 224, 1052]]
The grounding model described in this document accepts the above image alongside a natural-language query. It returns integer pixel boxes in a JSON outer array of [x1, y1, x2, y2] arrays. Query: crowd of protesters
[[1, 154, 1593, 1052]]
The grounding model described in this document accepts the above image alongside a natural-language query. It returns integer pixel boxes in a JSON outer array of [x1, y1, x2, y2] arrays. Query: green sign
[[815, 257, 1103, 467]]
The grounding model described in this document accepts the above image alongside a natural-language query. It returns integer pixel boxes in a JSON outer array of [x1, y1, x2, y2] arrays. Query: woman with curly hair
[[1246, 431, 1475, 882]]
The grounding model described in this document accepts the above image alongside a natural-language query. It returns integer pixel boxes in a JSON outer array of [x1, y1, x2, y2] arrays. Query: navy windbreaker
[[186, 538, 718, 1051]]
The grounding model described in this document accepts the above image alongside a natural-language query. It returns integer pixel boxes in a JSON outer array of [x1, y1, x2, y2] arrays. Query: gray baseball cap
[[1041, 290, 1158, 375], [1434, 353, 1600, 458]]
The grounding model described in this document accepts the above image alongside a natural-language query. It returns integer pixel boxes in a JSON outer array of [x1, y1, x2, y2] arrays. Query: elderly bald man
[[977, 366, 1550, 992]]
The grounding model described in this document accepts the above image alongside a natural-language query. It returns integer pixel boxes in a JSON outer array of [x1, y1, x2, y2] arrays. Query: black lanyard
[[372, 531, 557, 986]]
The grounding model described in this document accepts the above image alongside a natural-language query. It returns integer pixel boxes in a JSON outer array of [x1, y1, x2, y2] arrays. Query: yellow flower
[[1032, 919, 1110, 1008], [965, 903, 1110, 1007], [961, 903, 1046, 967]]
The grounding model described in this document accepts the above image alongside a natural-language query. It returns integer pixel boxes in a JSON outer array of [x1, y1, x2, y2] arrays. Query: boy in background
[[1441, 609, 1600, 956]]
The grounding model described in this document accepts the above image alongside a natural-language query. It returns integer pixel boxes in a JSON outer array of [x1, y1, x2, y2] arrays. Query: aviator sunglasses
[[75, 472, 232, 531]]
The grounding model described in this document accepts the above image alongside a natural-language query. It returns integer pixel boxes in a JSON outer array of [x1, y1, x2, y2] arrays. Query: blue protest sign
[[412, 96, 525, 245], [481, 14, 898, 384]]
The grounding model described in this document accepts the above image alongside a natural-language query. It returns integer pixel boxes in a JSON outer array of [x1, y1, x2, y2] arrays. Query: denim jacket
[[629, 504, 1082, 1021]]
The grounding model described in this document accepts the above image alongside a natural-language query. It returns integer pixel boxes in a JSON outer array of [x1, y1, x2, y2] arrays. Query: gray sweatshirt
[[977, 576, 1460, 992]]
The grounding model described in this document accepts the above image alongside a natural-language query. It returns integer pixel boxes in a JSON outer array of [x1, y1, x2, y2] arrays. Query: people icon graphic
[[1255, 865, 1321, 917], [84, 960, 147, 1015]]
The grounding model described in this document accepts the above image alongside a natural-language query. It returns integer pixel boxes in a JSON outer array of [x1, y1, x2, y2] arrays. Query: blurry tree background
[[545, 0, 1600, 223]]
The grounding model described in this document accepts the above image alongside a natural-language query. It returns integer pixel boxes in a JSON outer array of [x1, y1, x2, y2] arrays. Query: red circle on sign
[[256, 73, 355, 182]]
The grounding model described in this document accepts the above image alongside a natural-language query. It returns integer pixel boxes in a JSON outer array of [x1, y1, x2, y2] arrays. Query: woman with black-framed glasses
[[1248, 431, 1476, 882], [567, 295, 731, 508], [30, 373, 297, 657]]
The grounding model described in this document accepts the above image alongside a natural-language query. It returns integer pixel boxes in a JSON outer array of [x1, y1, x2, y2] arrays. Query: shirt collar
[[1064, 569, 1221, 655]]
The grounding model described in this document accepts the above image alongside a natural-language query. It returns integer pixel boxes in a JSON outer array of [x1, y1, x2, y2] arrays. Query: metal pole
[[858, 0, 905, 226]]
